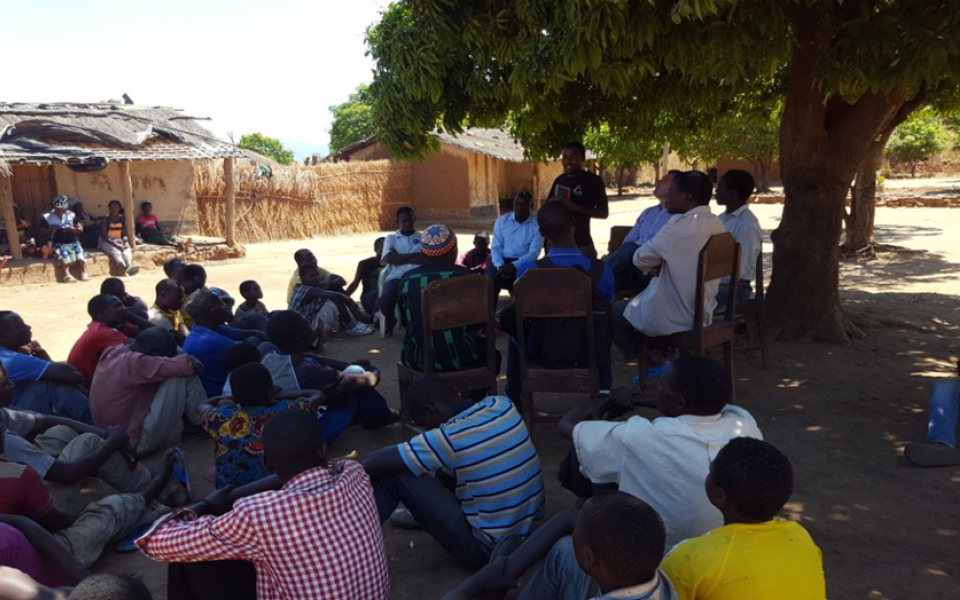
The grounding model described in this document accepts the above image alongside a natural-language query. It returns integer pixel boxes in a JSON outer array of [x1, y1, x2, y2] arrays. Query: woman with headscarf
[[99, 200, 140, 277], [41, 196, 89, 283]]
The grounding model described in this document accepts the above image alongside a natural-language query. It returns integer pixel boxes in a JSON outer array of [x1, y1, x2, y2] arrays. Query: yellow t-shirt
[[661, 519, 825, 600], [286, 266, 330, 305]]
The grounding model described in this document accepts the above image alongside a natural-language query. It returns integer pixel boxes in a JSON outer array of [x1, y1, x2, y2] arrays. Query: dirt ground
[[2, 184, 960, 600]]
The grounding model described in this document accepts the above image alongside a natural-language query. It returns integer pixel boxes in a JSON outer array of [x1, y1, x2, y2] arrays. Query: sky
[[0, 0, 388, 160]]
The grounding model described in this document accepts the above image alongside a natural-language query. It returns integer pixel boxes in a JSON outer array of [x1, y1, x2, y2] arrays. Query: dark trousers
[[167, 560, 257, 600], [379, 278, 402, 333]]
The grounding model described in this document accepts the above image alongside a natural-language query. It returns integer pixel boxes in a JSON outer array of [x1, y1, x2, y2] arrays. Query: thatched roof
[[0, 102, 245, 172], [330, 127, 592, 163]]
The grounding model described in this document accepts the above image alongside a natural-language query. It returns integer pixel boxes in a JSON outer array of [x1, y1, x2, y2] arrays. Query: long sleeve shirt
[[624, 203, 673, 246], [491, 212, 543, 268], [136, 461, 390, 600]]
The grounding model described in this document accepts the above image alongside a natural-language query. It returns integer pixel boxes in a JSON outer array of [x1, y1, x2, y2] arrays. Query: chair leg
[[520, 391, 535, 431], [744, 315, 756, 358], [723, 341, 735, 402], [756, 314, 769, 368]]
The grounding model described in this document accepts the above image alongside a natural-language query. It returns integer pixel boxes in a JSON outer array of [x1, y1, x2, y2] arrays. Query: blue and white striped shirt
[[398, 396, 545, 542]]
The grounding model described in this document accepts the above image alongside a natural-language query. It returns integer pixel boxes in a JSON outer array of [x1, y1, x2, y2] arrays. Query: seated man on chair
[[714, 169, 762, 313], [486, 192, 543, 298], [502, 201, 615, 400], [611, 170, 727, 361], [605, 170, 680, 295], [398, 224, 496, 374]]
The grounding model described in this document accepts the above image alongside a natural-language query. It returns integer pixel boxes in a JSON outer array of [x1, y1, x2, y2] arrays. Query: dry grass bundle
[[195, 160, 413, 243]]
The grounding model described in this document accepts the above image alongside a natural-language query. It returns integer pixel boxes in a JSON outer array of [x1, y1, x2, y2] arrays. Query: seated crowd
[[0, 159, 860, 600]]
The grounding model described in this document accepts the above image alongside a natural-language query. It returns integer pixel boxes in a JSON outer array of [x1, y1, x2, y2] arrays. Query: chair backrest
[[754, 250, 765, 304], [513, 267, 593, 320], [693, 233, 741, 331], [420, 274, 496, 374], [608, 225, 632, 253]]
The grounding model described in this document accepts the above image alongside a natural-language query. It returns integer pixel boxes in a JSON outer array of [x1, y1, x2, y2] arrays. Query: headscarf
[[51, 195, 70, 209], [420, 223, 456, 257]]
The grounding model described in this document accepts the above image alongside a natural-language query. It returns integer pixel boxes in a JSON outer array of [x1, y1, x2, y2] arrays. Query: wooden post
[[224, 157, 236, 246], [118, 161, 136, 251], [1, 174, 23, 260]]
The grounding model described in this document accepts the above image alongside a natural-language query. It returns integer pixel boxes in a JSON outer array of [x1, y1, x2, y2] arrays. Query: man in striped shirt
[[364, 376, 545, 568]]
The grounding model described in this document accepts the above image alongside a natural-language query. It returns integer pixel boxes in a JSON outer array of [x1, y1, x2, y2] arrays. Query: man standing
[[715, 169, 762, 312], [549, 142, 608, 258], [486, 192, 543, 296], [611, 171, 726, 359], [605, 170, 681, 293]]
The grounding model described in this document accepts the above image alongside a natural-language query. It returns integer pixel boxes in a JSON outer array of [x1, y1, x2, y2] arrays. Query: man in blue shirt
[[182, 290, 267, 397], [505, 201, 615, 399], [486, 192, 544, 298], [0, 311, 90, 423], [604, 170, 680, 294]]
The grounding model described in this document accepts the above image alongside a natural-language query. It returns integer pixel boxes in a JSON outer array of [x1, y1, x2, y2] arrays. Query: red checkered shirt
[[136, 460, 389, 600]]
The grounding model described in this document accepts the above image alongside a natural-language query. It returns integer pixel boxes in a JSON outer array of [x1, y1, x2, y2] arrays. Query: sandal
[[170, 447, 192, 500], [115, 522, 152, 553], [62, 275, 78, 283]]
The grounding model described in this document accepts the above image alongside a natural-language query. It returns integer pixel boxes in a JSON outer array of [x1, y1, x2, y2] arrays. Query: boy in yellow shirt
[[661, 438, 826, 600]]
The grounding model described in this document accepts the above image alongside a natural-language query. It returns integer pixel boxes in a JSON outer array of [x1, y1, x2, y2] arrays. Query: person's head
[[666, 170, 714, 214], [573, 492, 666, 592], [657, 356, 732, 417], [163, 258, 186, 281], [72, 200, 85, 215], [68, 573, 152, 600], [420, 223, 458, 264], [225, 342, 262, 373], [0, 364, 14, 408], [473, 231, 490, 253], [184, 289, 230, 328], [0, 311, 32, 350], [154, 278, 185, 311], [707, 437, 794, 524], [267, 310, 319, 352], [716, 169, 756, 210], [87, 294, 127, 327], [140, 201, 153, 215], [406, 375, 466, 430], [561, 142, 587, 175], [229, 362, 274, 407], [130, 327, 178, 358], [100, 277, 126, 299], [239, 280, 263, 302], [210, 287, 236, 313], [107, 200, 122, 217], [653, 169, 683, 203], [182, 264, 207, 295], [51, 195, 69, 216], [293, 248, 317, 268], [537, 199, 576, 244], [397, 206, 416, 235], [299, 263, 322, 286], [263, 408, 326, 482], [374, 236, 385, 259], [513, 191, 534, 222]]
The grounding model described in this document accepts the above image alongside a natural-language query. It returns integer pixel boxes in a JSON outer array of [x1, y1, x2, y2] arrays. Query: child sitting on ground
[[345, 237, 385, 316], [100, 277, 149, 316], [179, 264, 208, 329], [661, 437, 825, 600], [220, 342, 261, 395], [200, 362, 324, 489], [235, 280, 268, 319], [457, 231, 491, 272], [290, 264, 374, 337]]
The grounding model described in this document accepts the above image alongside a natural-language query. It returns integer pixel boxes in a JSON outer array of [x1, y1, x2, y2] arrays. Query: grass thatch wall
[[195, 160, 413, 242]]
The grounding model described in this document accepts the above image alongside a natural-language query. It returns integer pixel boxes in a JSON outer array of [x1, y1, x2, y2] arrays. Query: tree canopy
[[887, 109, 949, 176], [367, 0, 960, 342], [328, 85, 379, 152], [236, 133, 295, 165]]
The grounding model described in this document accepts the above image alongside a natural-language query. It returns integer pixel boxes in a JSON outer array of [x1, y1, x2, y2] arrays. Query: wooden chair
[[735, 252, 769, 367], [397, 275, 498, 438], [513, 268, 599, 425], [638, 233, 741, 398], [608, 225, 632, 254]]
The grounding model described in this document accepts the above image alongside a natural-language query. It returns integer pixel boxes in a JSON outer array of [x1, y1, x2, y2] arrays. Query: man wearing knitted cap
[[398, 224, 493, 374]]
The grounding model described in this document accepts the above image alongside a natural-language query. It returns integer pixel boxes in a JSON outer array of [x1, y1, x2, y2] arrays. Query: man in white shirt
[[379, 206, 424, 336], [486, 192, 543, 297], [611, 171, 726, 360], [715, 169, 762, 312], [557, 356, 762, 547], [604, 170, 680, 294]]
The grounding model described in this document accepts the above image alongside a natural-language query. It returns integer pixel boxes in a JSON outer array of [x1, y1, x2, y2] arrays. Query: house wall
[[411, 149, 471, 220], [52, 160, 198, 235]]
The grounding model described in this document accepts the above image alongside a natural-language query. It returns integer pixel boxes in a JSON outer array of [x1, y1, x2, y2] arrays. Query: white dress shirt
[[381, 229, 423, 282], [624, 205, 726, 336], [719, 205, 761, 283], [574, 405, 762, 547], [491, 212, 543, 268]]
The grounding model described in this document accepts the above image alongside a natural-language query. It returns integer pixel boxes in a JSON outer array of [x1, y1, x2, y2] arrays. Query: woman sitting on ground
[[99, 200, 139, 277]]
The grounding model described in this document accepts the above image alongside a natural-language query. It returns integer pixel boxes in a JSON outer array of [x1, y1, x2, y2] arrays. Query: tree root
[[840, 242, 927, 260]]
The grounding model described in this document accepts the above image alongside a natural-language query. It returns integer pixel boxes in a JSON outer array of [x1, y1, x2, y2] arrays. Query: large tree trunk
[[751, 157, 771, 193], [767, 2, 906, 343], [842, 133, 888, 254]]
